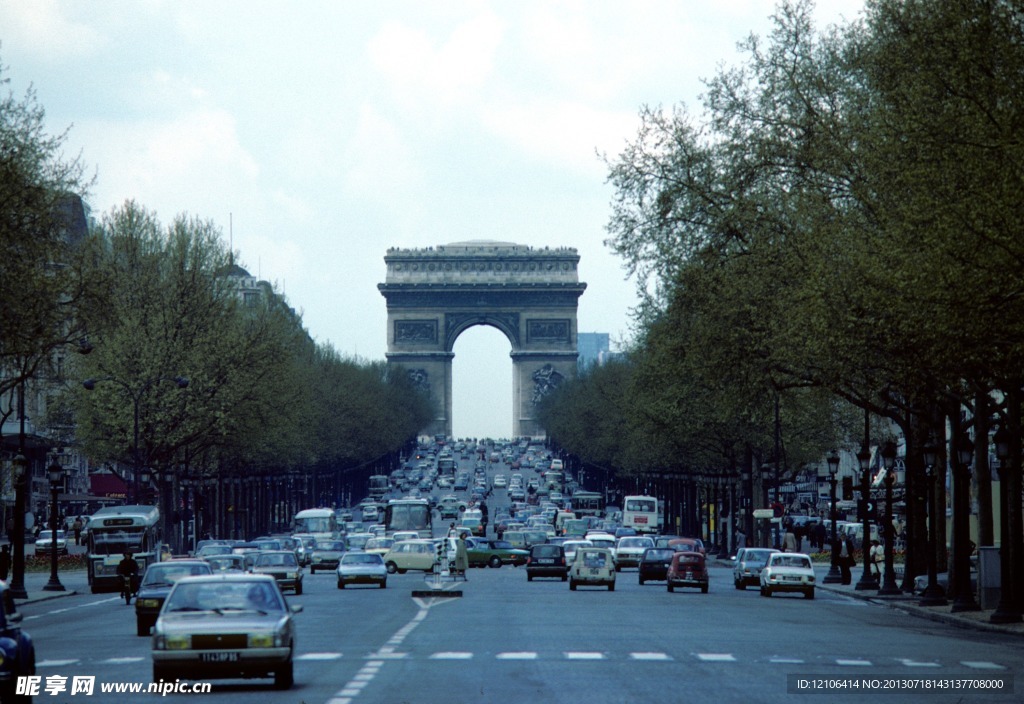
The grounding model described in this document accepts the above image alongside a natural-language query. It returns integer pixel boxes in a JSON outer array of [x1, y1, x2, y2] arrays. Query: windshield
[[91, 527, 145, 555], [294, 516, 334, 534], [385, 503, 431, 532], [165, 580, 284, 613], [342, 553, 382, 565], [142, 563, 210, 587]]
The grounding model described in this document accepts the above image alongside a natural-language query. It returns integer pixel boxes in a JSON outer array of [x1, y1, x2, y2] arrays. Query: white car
[[35, 530, 68, 555], [612, 536, 655, 570], [493, 475, 507, 488], [760, 552, 816, 599]]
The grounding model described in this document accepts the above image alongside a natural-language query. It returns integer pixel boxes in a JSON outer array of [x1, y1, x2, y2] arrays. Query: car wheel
[[701, 584, 708, 594], [295, 582, 303, 596], [805, 588, 815, 599], [380, 580, 387, 589], [561, 574, 567, 582], [667, 584, 674, 592], [608, 582, 615, 591], [136, 618, 150, 637], [386, 562, 398, 574], [764, 587, 773, 597], [274, 660, 294, 690], [639, 577, 645, 585], [569, 580, 577, 591], [735, 580, 743, 590], [489, 556, 502, 569], [527, 574, 533, 581], [337, 580, 344, 589]]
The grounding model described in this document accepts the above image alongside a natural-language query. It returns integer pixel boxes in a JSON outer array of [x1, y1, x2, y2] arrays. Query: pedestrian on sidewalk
[[869, 539, 882, 579], [837, 530, 855, 585]]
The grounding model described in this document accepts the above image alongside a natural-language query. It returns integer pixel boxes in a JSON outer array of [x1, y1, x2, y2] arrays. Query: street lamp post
[[823, 451, 843, 584], [8, 453, 29, 599], [42, 453, 67, 592], [989, 425, 1022, 623], [761, 463, 774, 548], [919, 435, 948, 607], [951, 433, 979, 611], [82, 375, 189, 503], [878, 441, 902, 595], [855, 443, 879, 591]]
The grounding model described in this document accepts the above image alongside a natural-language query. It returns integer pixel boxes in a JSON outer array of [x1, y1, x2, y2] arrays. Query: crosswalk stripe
[[769, 657, 804, 664], [631, 652, 672, 661], [297, 653, 343, 661], [565, 652, 604, 660], [100, 657, 145, 664], [961, 661, 1006, 670], [431, 652, 474, 659], [836, 659, 873, 666], [898, 659, 940, 668], [696, 653, 736, 662], [496, 652, 538, 660]]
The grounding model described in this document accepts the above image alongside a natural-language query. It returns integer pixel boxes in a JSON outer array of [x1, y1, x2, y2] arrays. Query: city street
[[16, 555, 1023, 704]]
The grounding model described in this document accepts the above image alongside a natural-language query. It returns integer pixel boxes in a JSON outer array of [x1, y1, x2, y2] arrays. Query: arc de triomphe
[[378, 241, 586, 438]]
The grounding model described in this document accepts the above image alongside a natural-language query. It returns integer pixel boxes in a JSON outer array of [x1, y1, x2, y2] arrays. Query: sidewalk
[[716, 558, 1024, 636], [6, 568, 88, 605]]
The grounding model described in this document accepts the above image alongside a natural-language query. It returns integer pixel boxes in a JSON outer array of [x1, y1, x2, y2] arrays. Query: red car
[[667, 551, 709, 593]]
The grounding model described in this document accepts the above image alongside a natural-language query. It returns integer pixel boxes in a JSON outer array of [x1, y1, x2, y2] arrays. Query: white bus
[[383, 498, 433, 539], [293, 508, 339, 541], [86, 505, 161, 593], [622, 495, 659, 534]]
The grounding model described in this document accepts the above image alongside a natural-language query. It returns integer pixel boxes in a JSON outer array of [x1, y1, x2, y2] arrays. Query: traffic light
[[842, 476, 853, 501]]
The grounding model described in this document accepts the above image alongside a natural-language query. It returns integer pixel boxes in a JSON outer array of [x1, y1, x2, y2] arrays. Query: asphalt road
[[16, 454, 1024, 704]]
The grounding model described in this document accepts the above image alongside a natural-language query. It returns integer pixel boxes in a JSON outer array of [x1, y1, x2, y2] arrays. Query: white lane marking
[[496, 652, 538, 660], [769, 657, 805, 664], [37, 659, 79, 667], [898, 659, 940, 667], [565, 652, 605, 660], [836, 659, 873, 666], [297, 652, 343, 661], [431, 652, 474, 659], [101, 657, 145, 664], [631, 652, 672, 661], [962, 661, 1006, 670], [24, 596, 119, 620], [696, 653, 736, 662]]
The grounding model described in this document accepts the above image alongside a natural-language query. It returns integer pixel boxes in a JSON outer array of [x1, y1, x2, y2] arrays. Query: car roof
[[173, 573, 278, 585]]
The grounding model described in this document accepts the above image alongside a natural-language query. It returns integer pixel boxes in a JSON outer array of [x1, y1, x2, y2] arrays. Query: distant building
[[577, 332, 610, 371]]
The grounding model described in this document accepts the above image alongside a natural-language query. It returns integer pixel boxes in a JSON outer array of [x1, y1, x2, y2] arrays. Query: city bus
[[383, 498, 432, 538], [85, 505, 161, 593], [293, 508, 339, 541], [543, 471, 564, 493], [570, 490, 605, 518], [622, 495, 660, 534], [368, 475, 390, 500]]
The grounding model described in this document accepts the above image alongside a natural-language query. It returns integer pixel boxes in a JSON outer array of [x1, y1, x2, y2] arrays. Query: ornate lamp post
[[42, 453, 68, 592], [823, 451, 844, 584], [855, 443, 878, 591], [181, 476, 193, 554], [877, 441, 902, 595], [951, 433, 979, 611], [8, 453, 29, 599], [989, 425, 1021, 623], [740, 466, 752, 549], [761, 463, 774, 548], [919, 435, 948, 607]]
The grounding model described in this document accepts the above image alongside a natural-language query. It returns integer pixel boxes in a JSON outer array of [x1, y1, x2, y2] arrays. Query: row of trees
[[540, 0, 1023, 616], [1, 60, 433, 515]]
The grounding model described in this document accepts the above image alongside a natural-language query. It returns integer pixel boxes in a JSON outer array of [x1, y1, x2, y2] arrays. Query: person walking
[[868, 539, 882, 579], [454, 532, 469, 580], [837, 530, 855, 585], [72, 516, 83, 546], [782, 522, 797, 553], [0, 544, 10, 581]]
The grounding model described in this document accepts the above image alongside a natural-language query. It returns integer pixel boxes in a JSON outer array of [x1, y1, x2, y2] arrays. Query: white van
[[842, 522, 879, 550]]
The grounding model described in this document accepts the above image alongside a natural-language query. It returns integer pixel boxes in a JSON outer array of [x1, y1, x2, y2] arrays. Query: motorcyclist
[[117, 551, 140, 602]]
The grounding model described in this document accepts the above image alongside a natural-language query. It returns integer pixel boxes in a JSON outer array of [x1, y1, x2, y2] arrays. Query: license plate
[[200, 652, 239, 663], [589, 568, 599, 575], [685, 571, 693, 580], [536, 558, 553, 564]]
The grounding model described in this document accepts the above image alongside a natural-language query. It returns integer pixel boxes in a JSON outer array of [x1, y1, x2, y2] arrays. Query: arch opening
[[452, 324, 512, 440]]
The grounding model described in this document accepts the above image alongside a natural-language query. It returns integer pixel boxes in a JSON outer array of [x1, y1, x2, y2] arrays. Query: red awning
[[90, 472, 128, 498]]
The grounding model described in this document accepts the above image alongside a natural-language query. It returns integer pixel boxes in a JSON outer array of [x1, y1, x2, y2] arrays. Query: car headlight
[[807, 575, 815, 583], [155, 634, 191, 650], [137, 599, 160, 608], [286, 572, 298, 579], [248, 633, 274, 648]]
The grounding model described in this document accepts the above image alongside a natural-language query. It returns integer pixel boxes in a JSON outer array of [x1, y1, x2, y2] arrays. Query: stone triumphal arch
[[379, 241, 586, 438]]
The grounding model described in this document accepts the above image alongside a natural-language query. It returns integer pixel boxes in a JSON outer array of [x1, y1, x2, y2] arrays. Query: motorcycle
[[119, 574, 138, 606]]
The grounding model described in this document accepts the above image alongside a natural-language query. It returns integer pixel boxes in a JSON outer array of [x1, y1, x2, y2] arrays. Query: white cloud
[[366, 12, 503, 110], [0, 0, 105, 61], [341, 104, 423, 202]]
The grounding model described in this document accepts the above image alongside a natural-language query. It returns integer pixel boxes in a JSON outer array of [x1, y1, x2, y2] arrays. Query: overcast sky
[[1, 0, 864, 439]]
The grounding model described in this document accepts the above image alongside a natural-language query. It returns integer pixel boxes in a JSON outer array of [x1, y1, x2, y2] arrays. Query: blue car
[[0, 582, 35, 702]]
